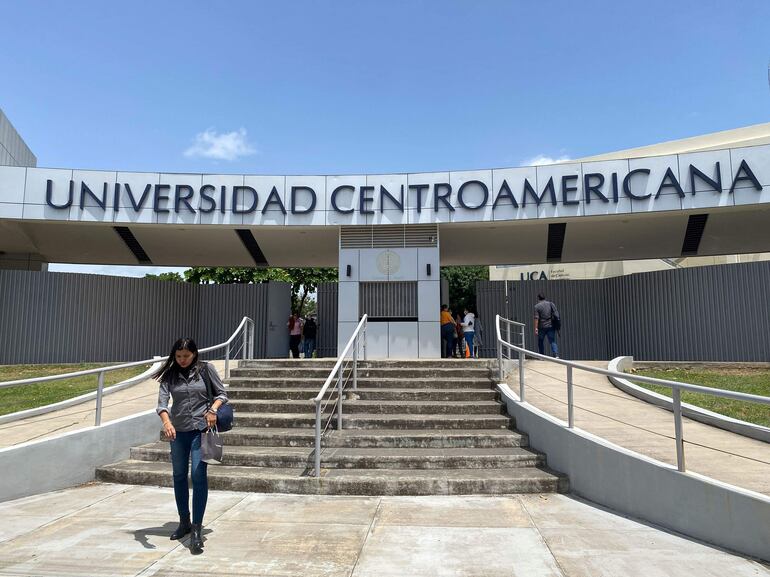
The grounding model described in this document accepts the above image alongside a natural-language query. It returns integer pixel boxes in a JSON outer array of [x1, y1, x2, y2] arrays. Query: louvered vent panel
[[373, 226, 405, 247], [360, 281, 418, 319], [340, 225, 438, 248], [404, 224, 438, 247], [340, 227, 373, 249]]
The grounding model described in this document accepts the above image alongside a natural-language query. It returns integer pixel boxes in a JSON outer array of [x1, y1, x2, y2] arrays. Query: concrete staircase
[[96, 359, 568, 495]]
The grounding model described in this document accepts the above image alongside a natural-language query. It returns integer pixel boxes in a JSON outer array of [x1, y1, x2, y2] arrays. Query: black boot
[[190, 523, 204, 554], [170, 514, 191, 540]]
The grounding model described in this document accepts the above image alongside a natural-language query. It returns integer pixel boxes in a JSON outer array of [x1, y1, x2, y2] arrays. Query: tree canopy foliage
[[144, 272, 184, 282], [440, 265, 489, 315]]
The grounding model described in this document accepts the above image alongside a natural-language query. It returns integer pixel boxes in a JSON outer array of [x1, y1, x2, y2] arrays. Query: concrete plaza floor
[[0, 483, 767, 577]]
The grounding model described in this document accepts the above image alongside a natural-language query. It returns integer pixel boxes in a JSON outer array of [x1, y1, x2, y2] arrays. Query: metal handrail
[[495, 314, 770, 472], [313, 314, 368, 477], [0, 316, 255, 426]]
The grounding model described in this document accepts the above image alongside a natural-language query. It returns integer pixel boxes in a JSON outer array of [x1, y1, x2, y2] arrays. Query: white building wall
[[338, 245, 440, 358]]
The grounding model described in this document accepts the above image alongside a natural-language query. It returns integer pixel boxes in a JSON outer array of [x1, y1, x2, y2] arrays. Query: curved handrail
[[0, 316, 255, 425], [0, 316, 254, 389], [313, 314, 368, 477], [494, 314, 770, 472], [200, 316, 253, 353]]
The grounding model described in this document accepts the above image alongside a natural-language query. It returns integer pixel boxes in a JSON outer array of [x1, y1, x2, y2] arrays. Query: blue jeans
[[538, 327, 559, 357], [303, 337, 316, 358], [464, 332, 474, 357], [441, 323, 456, 358], [170, 429, 208, 524]]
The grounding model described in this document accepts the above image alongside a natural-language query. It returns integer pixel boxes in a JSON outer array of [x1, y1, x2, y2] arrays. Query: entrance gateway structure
[[1, 122, 770, 357]]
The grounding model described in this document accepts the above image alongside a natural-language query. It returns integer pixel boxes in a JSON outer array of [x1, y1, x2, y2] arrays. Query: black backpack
[[303, 318, 317, 339], [550, 303, 562, 331]]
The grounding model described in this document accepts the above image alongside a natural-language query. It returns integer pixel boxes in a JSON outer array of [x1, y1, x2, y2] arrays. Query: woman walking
[[155, 338, 228, 554], [287, 312, 303, 358]]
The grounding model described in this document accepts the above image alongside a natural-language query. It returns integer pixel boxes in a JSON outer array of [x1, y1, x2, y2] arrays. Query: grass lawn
[[0, 364, 151, 417], [632, 367, 770, 428]]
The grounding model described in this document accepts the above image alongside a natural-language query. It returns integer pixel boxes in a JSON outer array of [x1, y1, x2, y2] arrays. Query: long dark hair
[[152, 337, 201, 382]]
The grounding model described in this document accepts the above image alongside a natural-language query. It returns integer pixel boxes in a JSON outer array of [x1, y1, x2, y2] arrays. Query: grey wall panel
[[264, 282, 291, 358], [316, 282, 338, 358], [477, 262, 770, 362], [0, 271, 289, 364]]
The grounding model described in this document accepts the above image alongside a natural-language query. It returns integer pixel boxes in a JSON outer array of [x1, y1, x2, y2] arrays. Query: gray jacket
[[156, 362, 228, 432]]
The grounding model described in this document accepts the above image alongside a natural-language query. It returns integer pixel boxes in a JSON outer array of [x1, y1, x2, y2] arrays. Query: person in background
[[287, 313, 303, 358], [440, 304, 456, 358], [454, 312, 465, 358], [155, 337, 228, 555], [461, 308, 476, 358], [303, 315, 318, 359], [534, 293, 559, 358]]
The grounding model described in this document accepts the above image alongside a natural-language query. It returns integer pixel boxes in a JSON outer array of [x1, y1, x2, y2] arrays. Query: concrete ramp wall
[[0, 411, 158, 503]]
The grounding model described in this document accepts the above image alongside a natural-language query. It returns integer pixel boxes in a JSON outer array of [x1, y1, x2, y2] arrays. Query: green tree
[[183, 266, 337, 316], [144, 272, 184, 282], [183, 267, 288, 284], [283, 267, 338, 315], [440, 265, 489, 315]]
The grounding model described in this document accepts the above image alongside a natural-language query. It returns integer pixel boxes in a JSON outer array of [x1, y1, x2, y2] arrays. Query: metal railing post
[[363, 325, 367, 361], [497, 336, 503, 382], [506, 322, 511, 360], [495, 315, 504, 383], [314, 401, 322, 477], [94, 371, 105, 426], [353, 340, 359, 391], [225, 344, 230, 379], [518, 350, 525, 402], [337, 371, 343, 430], [567, 365, 575, 429], [249, 320, 255, 359], [242, 324, 248, 360], [673, 387, 686, 472]]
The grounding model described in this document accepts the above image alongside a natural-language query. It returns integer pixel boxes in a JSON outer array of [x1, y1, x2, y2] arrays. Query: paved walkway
[[512, 361, 770, 496], [0, 483, 766, 577], [3, 359, 770, 573], [0, 361, 226, 448]]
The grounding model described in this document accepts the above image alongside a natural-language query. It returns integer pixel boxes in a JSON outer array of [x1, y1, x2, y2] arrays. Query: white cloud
[[184, 128, 257, 161], [523, 154, 572, 167], [48, 264, 189, 278]]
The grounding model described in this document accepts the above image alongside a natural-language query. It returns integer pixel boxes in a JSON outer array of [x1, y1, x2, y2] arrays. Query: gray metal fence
[[0, 270, 290, 364], [476, 261, 770, 362], [316, 281, 338, 358]]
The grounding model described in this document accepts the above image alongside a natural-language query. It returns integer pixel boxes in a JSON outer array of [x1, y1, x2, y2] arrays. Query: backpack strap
[[200, 362, 214, 406]]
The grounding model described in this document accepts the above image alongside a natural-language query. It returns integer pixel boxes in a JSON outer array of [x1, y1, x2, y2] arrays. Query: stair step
[[233, 413, 511, 430], [237, 359, 496, 370], [96, 358, 566, 497], [231, 367, 493, 379], [132, 443, 546, 469], [226, 377, 495, 389], [227, 387, 498, 402], [221, 427, 528, 448], [229, 399, 504, 415], [96, 460, 568, 495]]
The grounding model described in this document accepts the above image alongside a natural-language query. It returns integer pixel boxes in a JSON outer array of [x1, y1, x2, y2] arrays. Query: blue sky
[[2, 0, 769, 276]]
